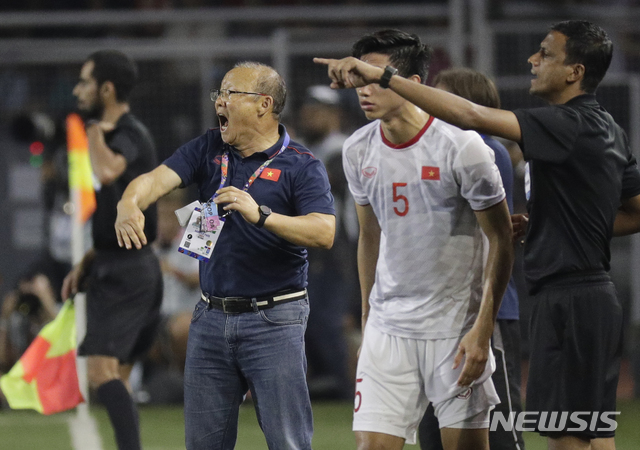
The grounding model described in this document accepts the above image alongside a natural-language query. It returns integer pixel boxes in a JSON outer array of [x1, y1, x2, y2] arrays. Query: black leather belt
[[200, 289, 307, 314]]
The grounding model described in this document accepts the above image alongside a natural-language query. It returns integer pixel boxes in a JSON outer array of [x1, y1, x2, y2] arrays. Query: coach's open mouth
[[218, 113, 229, 132]]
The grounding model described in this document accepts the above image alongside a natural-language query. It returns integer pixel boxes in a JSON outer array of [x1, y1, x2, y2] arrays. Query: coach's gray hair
[[234, 61, 287, 118]]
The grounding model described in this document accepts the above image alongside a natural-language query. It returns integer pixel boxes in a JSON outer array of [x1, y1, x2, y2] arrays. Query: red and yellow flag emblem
[[260, 168, 281, 182], [421, 166, 440, 181], [0, 301, 84, 415]]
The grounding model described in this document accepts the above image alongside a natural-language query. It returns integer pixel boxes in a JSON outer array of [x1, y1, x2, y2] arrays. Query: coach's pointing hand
[[313, 57, 384, 89]]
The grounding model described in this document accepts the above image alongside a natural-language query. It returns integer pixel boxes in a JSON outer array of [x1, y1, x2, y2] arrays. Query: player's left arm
[[613, 194, 640, 236], [454, 199, 514, 387]]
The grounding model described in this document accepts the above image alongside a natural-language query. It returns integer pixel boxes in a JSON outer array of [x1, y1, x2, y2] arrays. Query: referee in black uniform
[[316, 20, 640, 450], [62, 50, 162, 450]]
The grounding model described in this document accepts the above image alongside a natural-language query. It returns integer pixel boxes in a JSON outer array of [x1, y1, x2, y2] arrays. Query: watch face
[[259, 205, 272, 215]]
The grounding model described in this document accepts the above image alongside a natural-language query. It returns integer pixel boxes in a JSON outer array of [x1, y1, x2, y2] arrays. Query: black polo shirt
[[514, 94, 640, 293], [163, 125, 335, 298], [93, 113, 158, 250]]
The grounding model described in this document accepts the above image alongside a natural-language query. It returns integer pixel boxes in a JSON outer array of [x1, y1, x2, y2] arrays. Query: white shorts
[[353, 322, 500, 444]]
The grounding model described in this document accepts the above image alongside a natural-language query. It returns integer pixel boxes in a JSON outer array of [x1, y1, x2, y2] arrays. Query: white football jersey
[[343, 117, 505, 339]]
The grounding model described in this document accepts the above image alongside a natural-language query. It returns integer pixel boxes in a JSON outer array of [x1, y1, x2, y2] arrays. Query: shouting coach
[[115, 61, 335, 450]]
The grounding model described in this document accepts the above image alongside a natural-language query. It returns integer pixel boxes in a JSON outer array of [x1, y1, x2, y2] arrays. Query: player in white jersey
[[336, 30, 514, 450]]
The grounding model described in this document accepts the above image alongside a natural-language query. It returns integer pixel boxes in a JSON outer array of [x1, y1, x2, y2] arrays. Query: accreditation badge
[[177, 207, 224, 262], [202, 200, 220, 232]]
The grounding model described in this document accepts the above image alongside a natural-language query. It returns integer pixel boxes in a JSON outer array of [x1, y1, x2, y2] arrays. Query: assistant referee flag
[[0, 300, 85, 414], [66, 112, 96, 223]]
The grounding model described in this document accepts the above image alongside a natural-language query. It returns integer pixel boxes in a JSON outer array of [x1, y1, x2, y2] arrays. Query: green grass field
[[1, 400, 639, 449]]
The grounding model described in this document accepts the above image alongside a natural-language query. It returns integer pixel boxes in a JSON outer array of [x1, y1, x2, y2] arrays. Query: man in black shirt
[[316, 21, 640, 450], [61, 50, 162, 450]]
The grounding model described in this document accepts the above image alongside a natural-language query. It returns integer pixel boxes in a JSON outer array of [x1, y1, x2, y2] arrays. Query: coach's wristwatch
[[379, 66, 398, 89], [255, 205, 272, 228]]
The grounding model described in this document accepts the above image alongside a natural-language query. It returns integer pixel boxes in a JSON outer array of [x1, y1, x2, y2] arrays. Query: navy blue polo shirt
[[163, 124, 335, 298]]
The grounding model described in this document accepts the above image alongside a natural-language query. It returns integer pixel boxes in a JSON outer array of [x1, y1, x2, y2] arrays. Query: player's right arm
[[454, 200, 514, 387], [355, 203, 380, 337], [314, 56, 522, 142], [115, 164, 183, 250]]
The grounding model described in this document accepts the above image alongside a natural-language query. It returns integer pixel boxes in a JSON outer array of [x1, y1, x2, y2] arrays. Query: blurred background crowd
[[3, 0, 640, 408]]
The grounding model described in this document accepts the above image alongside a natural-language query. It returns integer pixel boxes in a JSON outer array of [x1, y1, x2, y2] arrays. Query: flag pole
[[66, 113, 92, 417], [67, 113, 104, 450], [70, 203, 89, 417]]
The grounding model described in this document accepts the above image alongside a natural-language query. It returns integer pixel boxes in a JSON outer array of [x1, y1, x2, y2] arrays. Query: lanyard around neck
[[215, 131, 290, 198]]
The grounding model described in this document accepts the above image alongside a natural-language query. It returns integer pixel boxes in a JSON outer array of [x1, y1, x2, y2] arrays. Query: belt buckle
[[222, 297, 244, 314]]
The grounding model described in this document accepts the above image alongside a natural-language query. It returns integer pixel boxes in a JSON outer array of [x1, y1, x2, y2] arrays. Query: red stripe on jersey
[[381, 115, 435, 149], [289, 146, 315, 158]]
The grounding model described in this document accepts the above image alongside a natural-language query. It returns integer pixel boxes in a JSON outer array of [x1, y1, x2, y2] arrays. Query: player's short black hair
[[550, 20, 612, 94], [87, 50, 138, 102], [352, 29, 432, 84]]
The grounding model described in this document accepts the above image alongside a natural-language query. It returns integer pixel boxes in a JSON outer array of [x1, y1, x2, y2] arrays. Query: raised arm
[[454, 199, 514, 386], [115, 164, 183, 250], [313, 56, 522, 142], [86, 121, 127, 185]]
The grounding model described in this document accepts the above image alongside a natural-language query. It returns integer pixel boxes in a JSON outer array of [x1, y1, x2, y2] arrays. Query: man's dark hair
[[87, 50, 138, 102], [433, 68, 501, 109], [551, 20, 613, 94], [352, 29, 432, 84]]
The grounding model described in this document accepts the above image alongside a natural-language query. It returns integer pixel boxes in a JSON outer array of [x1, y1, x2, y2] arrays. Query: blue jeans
[[184, 298, 313, 450]]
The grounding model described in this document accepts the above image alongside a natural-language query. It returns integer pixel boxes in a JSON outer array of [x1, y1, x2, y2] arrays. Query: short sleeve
[[293, 158, 335, 216], [453, 135, 506, 211], [622, 154, 640, 199], [514, 105, 581, 163], [342, 139, 369, 206], [109, 127, 139, 163], [163, 133, 209, 187]]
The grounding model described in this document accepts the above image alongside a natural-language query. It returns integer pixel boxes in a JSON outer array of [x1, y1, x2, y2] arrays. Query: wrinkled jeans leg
[[236, 298, 313, 450], [184, 301, 247, 450]]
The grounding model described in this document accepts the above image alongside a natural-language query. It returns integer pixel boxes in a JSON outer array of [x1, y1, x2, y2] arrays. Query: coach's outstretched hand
[[313, 57, 385, 89], [115, 199, 147, 250]]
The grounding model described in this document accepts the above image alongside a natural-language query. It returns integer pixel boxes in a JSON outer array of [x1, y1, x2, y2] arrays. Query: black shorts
[[79, 247, 163, 364], [527, 273, 622, 440]]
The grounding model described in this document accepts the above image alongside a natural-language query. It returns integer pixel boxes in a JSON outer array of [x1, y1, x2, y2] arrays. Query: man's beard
[[77, 99, 104, 121]]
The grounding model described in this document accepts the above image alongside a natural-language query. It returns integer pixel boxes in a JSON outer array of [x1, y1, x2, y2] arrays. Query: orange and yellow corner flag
[[0, 300, 85, 415], [66, 113, 96, 223]]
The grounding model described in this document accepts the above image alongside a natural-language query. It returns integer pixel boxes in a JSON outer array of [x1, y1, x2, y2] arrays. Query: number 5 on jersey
[[393, 182, 409, 216]]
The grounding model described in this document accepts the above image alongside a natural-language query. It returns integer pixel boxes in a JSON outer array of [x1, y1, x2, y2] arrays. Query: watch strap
[[379, 65, 398, 89], [256, 205, 270, 228]]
